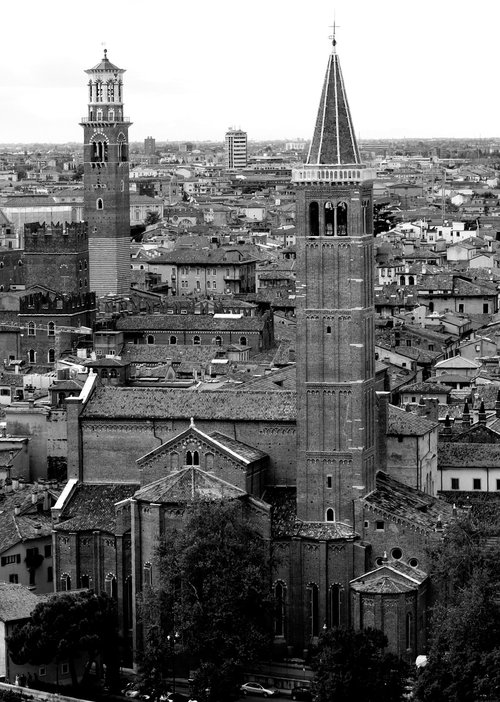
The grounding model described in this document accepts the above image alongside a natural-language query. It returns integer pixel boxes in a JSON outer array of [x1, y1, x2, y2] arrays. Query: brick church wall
[[79, 418, 297, 486]]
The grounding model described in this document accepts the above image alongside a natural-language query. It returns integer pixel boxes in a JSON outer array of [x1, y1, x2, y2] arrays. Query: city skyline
[[2, 0, 499, 144]]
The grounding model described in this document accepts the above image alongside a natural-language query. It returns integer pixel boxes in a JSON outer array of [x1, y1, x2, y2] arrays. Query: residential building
[[225, 128, 247, 170]]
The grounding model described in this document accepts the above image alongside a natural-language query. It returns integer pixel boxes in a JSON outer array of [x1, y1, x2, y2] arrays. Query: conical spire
[[307, 35, 361, 166]]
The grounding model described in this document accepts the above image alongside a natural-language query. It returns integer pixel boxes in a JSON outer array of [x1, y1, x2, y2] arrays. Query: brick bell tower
[[294, 34, 377, 526], [81, 50, 131, 296]]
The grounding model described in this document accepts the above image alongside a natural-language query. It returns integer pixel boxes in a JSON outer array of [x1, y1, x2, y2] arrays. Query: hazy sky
[[2, 0, 499, 144]]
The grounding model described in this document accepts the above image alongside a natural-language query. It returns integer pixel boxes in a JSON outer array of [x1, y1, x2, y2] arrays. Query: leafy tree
[[71, 164, 84, 181], [138, 500, 274, 702], [311, 627, 408, 702], [8, 591, 121, 689], [144, 211, 160, 227], [415, 503, 500, 702]]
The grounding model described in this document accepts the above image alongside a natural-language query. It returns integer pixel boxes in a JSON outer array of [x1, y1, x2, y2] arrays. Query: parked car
[[240, 681, 278, 698], [123, 688, 150, 700], [291, 685, 313, 701]]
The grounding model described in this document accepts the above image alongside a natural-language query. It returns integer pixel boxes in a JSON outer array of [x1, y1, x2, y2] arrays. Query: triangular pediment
[[137, 420, 267, 470], [350, 560, 427, 593]]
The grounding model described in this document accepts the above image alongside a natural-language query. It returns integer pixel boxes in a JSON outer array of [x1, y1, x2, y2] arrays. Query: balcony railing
[[292, 165, 376, 184]]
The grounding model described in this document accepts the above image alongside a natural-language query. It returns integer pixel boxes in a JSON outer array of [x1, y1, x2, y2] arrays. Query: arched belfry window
[[91, 137, 108, 163], [274, 581, 287, 637], [96, 198, 104, 210], [337, 202, 348, 236], [326, 508, 335, 522], [309, 202, 319, 237], [324, 201, 335, 235], [118, 134, 128, 163], [186, 450, 200, 466]]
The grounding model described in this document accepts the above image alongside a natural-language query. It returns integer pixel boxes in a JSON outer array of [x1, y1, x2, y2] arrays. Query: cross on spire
[[328, 16, 339, 51]]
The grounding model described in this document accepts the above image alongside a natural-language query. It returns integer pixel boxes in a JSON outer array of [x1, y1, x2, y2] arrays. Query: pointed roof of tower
[[306, 35, 361, 166], [86, 49, 124, 74]]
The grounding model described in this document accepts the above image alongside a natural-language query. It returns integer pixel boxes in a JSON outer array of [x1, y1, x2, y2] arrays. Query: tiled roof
[[0, 583, 40, 622], [134, 466, 246, 503], [82, 386, 297, 421], [209, 431, 267, 463], [0, 489, 56, 554], [438, 443, 500, 468], [363, 471, 453, 531], [399, 382, 449, 394], [116, 314, 265, 332], [388, 405, 439, 436], [122, 343, 224, 364], [240, 365, 296, 392], [54, 484, 138, 533], [151, 248, 256, 265], [293, 521, 357, 540], [307, 47, 360, 165]]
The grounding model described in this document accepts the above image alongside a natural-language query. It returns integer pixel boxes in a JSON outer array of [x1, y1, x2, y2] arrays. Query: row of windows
[[450, 477, 500, 491], [90, 136, 127, 163], [274, 581, 343, 637], [28, 321, 55, 336], [60, 571, 117, 596], [27, 349, 56, 363], [308, 199, 370, 237], [179, 268, 220, 276], [146, 335, 248, 346], [7, 567, 53, 585]]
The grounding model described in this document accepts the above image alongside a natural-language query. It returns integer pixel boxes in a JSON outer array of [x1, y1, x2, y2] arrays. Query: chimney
[[478, 400, 487, 425], [12, 477, 19, 491], [462, 400, 471, 428], [495, 389, 500, 418], [442, 414, 452, 438], [423, 398, 439, 422]]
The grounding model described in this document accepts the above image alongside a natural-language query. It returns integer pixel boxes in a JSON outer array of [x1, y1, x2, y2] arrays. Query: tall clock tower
[[294, 36, 377, 526], [81, 51, 131, 296]]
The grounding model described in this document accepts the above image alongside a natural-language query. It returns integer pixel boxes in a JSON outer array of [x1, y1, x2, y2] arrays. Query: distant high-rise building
[[224, 128, 247, 170], [81, 50, 131, 296], [144, 136, 156, 156]]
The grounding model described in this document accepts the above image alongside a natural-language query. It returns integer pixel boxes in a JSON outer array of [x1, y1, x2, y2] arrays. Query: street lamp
[[166, 632, 179, 696]]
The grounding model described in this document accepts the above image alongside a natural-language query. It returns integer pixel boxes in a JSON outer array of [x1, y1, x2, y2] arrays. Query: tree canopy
[[311, 626, 408, 702], [415, 502, 500, 702], [7, 591, 120, 689], [138, 499, 273, 702]]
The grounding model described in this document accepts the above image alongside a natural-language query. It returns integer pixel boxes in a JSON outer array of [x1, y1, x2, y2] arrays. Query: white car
[[240, 681, 278, 698]]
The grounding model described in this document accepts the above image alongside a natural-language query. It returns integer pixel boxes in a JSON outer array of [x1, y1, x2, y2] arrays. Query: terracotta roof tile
[[55, 484, 138, 533], [82, 386, 297, 421], [363, 471, 453, 531], [116, 314, 265, 332], [0, 583, 40, 622], [388, 405, 439, 435]]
